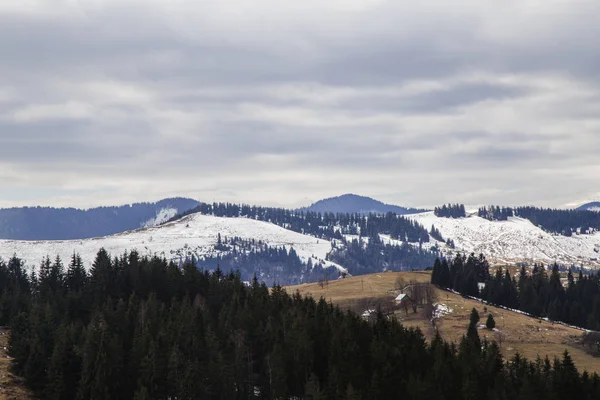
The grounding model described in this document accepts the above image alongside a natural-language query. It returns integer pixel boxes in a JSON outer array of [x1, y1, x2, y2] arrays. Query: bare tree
[[582, 332, 600, 354], [495, 329, 505, 350], [395, 276, 406, 291], [424, 283, 439, 305], [422, 284, 438, 321], [377, 297, 397, 315], [406, 280, 424, 313], [422, 301, 435, 321], [402, 299, 410, 316]]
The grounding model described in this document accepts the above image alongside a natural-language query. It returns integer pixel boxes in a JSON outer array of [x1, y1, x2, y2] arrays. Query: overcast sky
[[1, 0, 599, 209]]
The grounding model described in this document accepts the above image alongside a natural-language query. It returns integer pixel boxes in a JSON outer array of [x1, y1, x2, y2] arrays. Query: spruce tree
[[486, 314, 496, 330], [469, 308, 480, 328]]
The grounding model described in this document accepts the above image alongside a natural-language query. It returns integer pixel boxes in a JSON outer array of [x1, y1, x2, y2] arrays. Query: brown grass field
[[285, 271, 600, 374], [0, 328, 31, 400]]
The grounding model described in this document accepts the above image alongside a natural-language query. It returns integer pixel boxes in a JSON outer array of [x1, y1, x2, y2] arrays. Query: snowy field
[[1, 213, 346, 272], [408, 211, 600, 268]]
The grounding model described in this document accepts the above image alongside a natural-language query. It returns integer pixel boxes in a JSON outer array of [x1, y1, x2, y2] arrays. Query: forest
[[2, 250, 600, 399], [170, 202, 437, 277], [431, 253, 600, 331], [434, 204, 467, 218], [170, 202, 430, 243], [198, 235, 339, 286]]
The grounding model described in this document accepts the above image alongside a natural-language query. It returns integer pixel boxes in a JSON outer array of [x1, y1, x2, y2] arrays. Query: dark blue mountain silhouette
[[577, 202, 600, 212], [0, 197, 200, 240], [304, 194, 426, 215]]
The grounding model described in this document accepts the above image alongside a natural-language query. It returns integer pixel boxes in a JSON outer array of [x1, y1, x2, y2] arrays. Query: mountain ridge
[[303, 193, 426, 215], [2, 212, 346, 286], [0, 197, 200, 240], [577, 201, 600, 212]]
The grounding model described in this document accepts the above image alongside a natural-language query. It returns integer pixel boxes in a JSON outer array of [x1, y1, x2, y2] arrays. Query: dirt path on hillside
[[0, 329, 32, 400]]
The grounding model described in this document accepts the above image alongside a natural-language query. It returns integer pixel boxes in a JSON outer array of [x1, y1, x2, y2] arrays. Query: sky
[[1, 0, 600, 210]]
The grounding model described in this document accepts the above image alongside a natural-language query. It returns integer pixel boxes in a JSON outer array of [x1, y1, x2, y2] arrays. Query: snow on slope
[[408, 212, 600, 268], [1, 213, 346, 272], [142, 207, 178, 227]]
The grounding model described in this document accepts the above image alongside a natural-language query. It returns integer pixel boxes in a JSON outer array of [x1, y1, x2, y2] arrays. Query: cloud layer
[[1, 0, 600, 209]]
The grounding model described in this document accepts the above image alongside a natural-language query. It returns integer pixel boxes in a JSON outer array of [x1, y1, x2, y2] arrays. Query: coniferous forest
[[434, 204, 467, 218], [170, 203, 437, 278], [170, 202, 430, 243], [431, 253, 600, 331], [2, 251, 600, 399]]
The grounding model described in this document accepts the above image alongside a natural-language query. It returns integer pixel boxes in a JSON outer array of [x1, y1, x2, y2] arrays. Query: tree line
[[3, 250, 600, 399], [434, 204, 466, 218], [169, 202, 438, 277], [169, 202, 430, 243], [431, 253, 600, 331], [329, 234, 437, 276], [478, 206, 600, 236], [201, 235, 338, 286], [0, 197, 199, 240], [160, 233, 337, 286]]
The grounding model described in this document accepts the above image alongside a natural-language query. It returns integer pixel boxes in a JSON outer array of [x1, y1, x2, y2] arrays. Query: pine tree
[[469, 308, 480, 328], [89, 248, 114, 305], [486, 314, 496, 330], [66, 253, 87, 292], [46, 324, 81, 400]]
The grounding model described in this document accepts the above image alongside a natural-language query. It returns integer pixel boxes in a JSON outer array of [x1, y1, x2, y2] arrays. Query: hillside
[[304, 194, 425, 215], [285, 271, 600, 373], [578, 202, 600, 212], [2, 212, 346, 284], [0, 197, 200, 240], [408, 211, 600, 268]]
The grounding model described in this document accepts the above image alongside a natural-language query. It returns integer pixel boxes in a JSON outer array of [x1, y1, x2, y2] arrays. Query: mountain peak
[[305, 194, 425, 215], [577, 201, 600, 212]]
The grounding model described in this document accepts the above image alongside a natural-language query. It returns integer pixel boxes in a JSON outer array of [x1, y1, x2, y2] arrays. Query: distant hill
[[304, 194, 426, 215], [0, 197, 200, 240], [5, 212, 345, 286], [577, 202, 600, 212]]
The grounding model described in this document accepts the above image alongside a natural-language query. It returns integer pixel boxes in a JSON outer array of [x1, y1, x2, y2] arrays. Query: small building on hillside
[[395, 293, 414, 315], [395, 293, 413, 306]]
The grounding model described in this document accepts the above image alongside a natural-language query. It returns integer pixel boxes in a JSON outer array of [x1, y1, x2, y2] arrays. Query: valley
[[285, 271, 600, 373]]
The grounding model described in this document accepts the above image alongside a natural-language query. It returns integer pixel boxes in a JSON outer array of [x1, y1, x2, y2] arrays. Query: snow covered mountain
[[2, 212, 346, 275], [407, 211, 600, 268], [304, 194, 425, 215]]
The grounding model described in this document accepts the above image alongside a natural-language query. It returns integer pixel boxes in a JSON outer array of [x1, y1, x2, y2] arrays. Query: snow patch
[[408, 211, 600, 268], [433, 303, 453, 319], [362, 309, 376, 318], [143, 208, 179, 227]]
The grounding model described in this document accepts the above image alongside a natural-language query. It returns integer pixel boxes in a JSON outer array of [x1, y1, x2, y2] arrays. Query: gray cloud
[[1, 0, 600, 209]]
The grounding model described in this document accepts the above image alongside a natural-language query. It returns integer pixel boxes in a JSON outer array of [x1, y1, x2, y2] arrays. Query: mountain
[[305, 194, 426, 215], [3, 212, 345, 285], [0, 197, 200, 240], [407, 211, 600, 268], [577, 202, 600, 212]]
